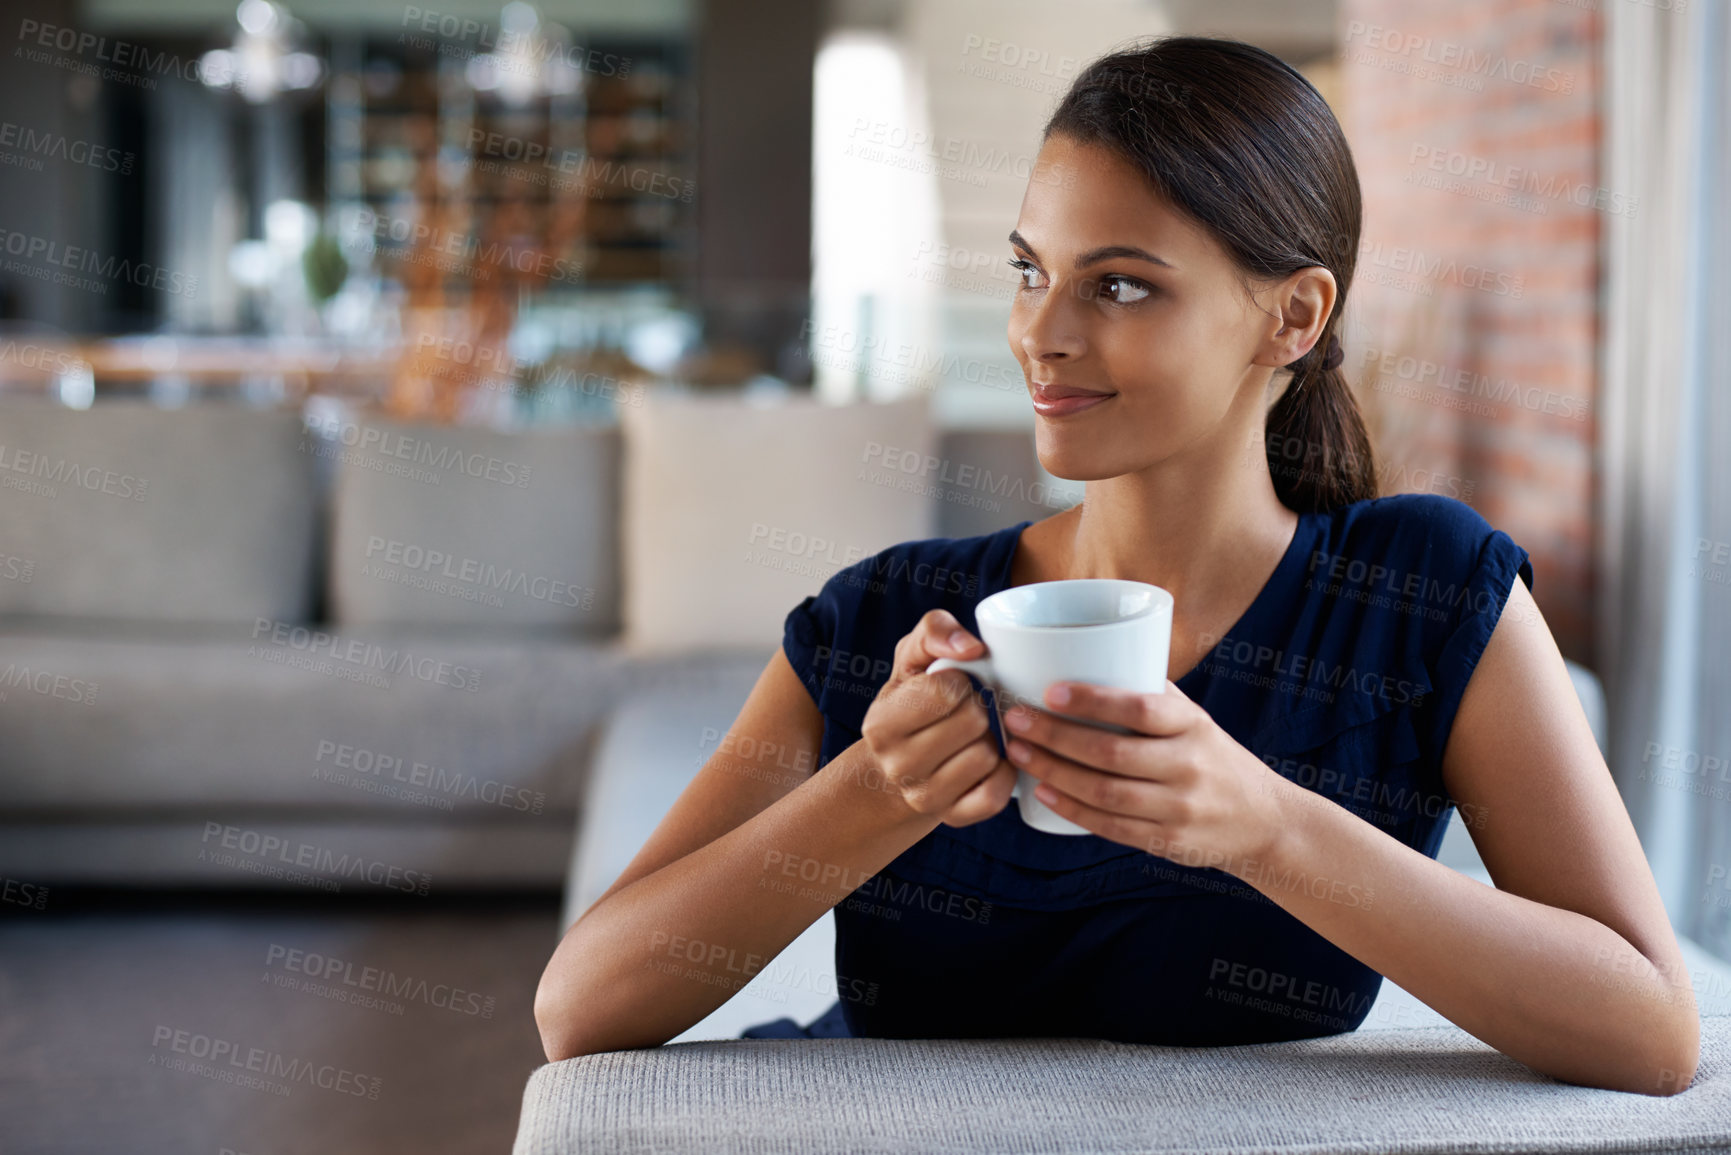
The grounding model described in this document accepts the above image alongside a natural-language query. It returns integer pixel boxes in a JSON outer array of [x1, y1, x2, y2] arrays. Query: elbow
[[534, 953, 610, 1062], [537, 1026, 595, 1065], [533, 980, 571, 1062], [1651, 1064, 1699, 1097], [1603, 1009, 1701, 1096], [534, 913, 625, 1062], [1642, 1055, 1698, 1097], [535, 961, 655, 1061], [534, 981, 605, 1063], [1647, 1014, 1702, 1097], [534, 906, 683, 1060], [1550, 1006, 1700, 1096]]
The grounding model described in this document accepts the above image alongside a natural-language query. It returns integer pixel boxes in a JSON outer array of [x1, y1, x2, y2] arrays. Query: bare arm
[[534, 611, 1017, 1060], [1222, 578, 1698, 1093], [1010, 576, 1699, 1094]]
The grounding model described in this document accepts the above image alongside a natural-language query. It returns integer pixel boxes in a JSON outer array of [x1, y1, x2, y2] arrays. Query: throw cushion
[[619, 391, 936, 654]]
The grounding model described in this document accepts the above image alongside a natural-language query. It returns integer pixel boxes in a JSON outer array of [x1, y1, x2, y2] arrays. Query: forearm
[[535, 740, 939, 1059], [1235, 777, 1700, 1094]]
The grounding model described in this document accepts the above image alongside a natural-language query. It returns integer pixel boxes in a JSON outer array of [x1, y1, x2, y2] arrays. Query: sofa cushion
[[513, 1015, 1731, 1154], [319, 408, 621, 631], [0, 399, 317, 622], [0, 622, 766, 815], [0, 816, 576, 890], [619, 391, 937, 654]]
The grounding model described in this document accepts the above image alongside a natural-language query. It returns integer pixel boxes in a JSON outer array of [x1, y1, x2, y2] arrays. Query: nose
[[1015, 284, 1086, 365]]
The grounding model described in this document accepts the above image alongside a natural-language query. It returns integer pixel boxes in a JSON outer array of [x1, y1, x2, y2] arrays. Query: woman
[[535, 36, 1699, 1094]]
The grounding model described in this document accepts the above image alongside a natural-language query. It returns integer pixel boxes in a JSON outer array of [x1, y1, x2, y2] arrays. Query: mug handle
[[926, 655, 1004, 758], [924, 657, 1007, 724], [928, 656, 1049, 717], [925, 656, 996, 683], [926, 656, 1092, 835]]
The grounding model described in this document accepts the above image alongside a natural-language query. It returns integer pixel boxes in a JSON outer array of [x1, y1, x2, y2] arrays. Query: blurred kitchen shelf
[[324, 33, 694, 293]]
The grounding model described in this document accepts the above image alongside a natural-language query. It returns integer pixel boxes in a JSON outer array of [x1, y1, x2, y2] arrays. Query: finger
[[1008, 736, 1176, 821], [943, 759, 1017, 827], [883, 691, 993, 782], [1003, 705, 1164, 781], [923, 736, 1007, 811], [901, 664, 992, 725], [867, 670, 976, 747], [1029, 776, 1166, 849], [897, 609, 984, 678], [1035, 679, 1195, 737]]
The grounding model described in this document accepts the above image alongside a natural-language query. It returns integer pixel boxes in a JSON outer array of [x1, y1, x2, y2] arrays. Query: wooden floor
[[0, 890, 561, 1155]]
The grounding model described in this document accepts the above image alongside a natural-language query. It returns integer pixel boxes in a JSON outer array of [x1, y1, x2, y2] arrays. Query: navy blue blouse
[[741, 493, 1533, 1045]]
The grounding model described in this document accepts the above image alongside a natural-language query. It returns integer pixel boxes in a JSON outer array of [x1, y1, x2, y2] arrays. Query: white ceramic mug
[[927, 578, 1173, 835]]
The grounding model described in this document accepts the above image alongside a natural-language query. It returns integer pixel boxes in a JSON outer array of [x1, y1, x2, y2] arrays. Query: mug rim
[[976, 578, 1173, 632]]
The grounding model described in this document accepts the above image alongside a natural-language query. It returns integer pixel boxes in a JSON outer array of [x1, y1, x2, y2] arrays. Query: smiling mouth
[[1031, 384, 1116, 416]]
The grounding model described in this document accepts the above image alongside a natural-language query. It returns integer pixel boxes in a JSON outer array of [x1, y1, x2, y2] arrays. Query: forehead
[[1014, 133, 1221, 269]]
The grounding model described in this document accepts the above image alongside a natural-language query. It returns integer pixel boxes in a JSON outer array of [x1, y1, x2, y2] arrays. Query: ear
[[1252, 266, 1338, 370]]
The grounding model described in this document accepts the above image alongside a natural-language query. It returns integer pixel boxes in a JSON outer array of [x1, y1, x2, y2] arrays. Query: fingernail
[[1047, 683, 1071, 706], [948, 630, 970, 650], [1007, 739, 1030, 763], [1005, 708, 1031, 732]]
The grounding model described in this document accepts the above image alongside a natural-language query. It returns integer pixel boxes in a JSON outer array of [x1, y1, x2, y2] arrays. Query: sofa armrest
[[558, 654, 842, 1042], [513, 1015, 1731, 1155]]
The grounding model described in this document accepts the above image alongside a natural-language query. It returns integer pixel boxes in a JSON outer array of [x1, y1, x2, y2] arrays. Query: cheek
[[1104, 306, 1229, 389], [1096, 312, 1182, 384], [1100, 320, 1229, 424], [1005, 308, 1031, 366]]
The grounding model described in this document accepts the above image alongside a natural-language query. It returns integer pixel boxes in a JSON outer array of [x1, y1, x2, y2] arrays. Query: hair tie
[[1291, 334, 1343, 396], [1317, 334, 1344, 372]]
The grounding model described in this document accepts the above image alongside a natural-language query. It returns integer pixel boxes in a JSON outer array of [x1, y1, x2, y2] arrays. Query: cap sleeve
[[1422, 523, 1535, 762], [782, 589, 835, 709]]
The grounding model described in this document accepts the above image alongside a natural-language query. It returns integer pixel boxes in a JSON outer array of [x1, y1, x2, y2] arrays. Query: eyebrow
[[1008, 230, 1176, 270]]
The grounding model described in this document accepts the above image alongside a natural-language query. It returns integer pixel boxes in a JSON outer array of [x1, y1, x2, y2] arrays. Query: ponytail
[[1264, 330, 1378, 513]]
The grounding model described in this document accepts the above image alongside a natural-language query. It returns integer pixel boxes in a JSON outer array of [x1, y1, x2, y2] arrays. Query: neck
[[1063, 424, 1299, 614]]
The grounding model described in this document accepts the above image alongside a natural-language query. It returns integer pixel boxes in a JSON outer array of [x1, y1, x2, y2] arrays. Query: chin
[[1033, 432, 1126, 483]]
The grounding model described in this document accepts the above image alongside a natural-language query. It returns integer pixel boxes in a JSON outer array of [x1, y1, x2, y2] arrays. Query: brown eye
[[1008, 258, 1047, 290], [1100, 276, 1151, 304]]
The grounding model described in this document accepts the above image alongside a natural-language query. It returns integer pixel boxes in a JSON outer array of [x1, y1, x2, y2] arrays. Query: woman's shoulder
[[1274, 492, 1534, 760], [1305, 494, 1530, 609], [1301, 492, 1532, 625], [1322, 492, 1509, 560], [815, 521, 1028, 613], [780, 520, 1030, 724]]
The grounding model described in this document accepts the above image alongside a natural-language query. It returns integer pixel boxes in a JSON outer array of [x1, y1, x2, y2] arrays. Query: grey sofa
[[0, 396, 1050, 890], [516, 628, 1731, 1152], [511, 1018, 1731, 1154]]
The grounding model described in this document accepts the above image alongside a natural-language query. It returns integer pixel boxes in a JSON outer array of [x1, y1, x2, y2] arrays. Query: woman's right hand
[[859, 609, 1018, 828]]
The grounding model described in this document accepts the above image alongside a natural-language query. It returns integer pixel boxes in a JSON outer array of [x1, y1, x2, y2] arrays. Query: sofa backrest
[[0, 393, 1062, 636], [317, 408, 622, 633], [0, 398, 318, 623]]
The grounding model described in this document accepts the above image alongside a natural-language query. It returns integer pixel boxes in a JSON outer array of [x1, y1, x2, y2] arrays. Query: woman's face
[[1007, 133, 1325, 484]]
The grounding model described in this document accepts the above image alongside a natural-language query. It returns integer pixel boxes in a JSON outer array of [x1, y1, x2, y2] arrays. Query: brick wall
[[1328, 0, 1602, 662]]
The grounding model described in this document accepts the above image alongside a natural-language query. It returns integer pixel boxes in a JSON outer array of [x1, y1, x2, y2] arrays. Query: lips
[[1031, 382, 1115, 417]]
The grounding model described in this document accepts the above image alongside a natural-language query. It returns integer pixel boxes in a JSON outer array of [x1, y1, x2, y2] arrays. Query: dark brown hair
[[1044, 36, 1377, 512]]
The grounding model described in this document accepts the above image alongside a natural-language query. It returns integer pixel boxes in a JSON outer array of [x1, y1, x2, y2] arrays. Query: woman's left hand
[[1003, 680, 1290, 870]]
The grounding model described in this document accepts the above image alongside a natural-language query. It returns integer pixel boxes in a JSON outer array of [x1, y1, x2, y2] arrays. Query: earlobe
[[1267, 326, 1317, 372], [1275, 267, 1337, 362]]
